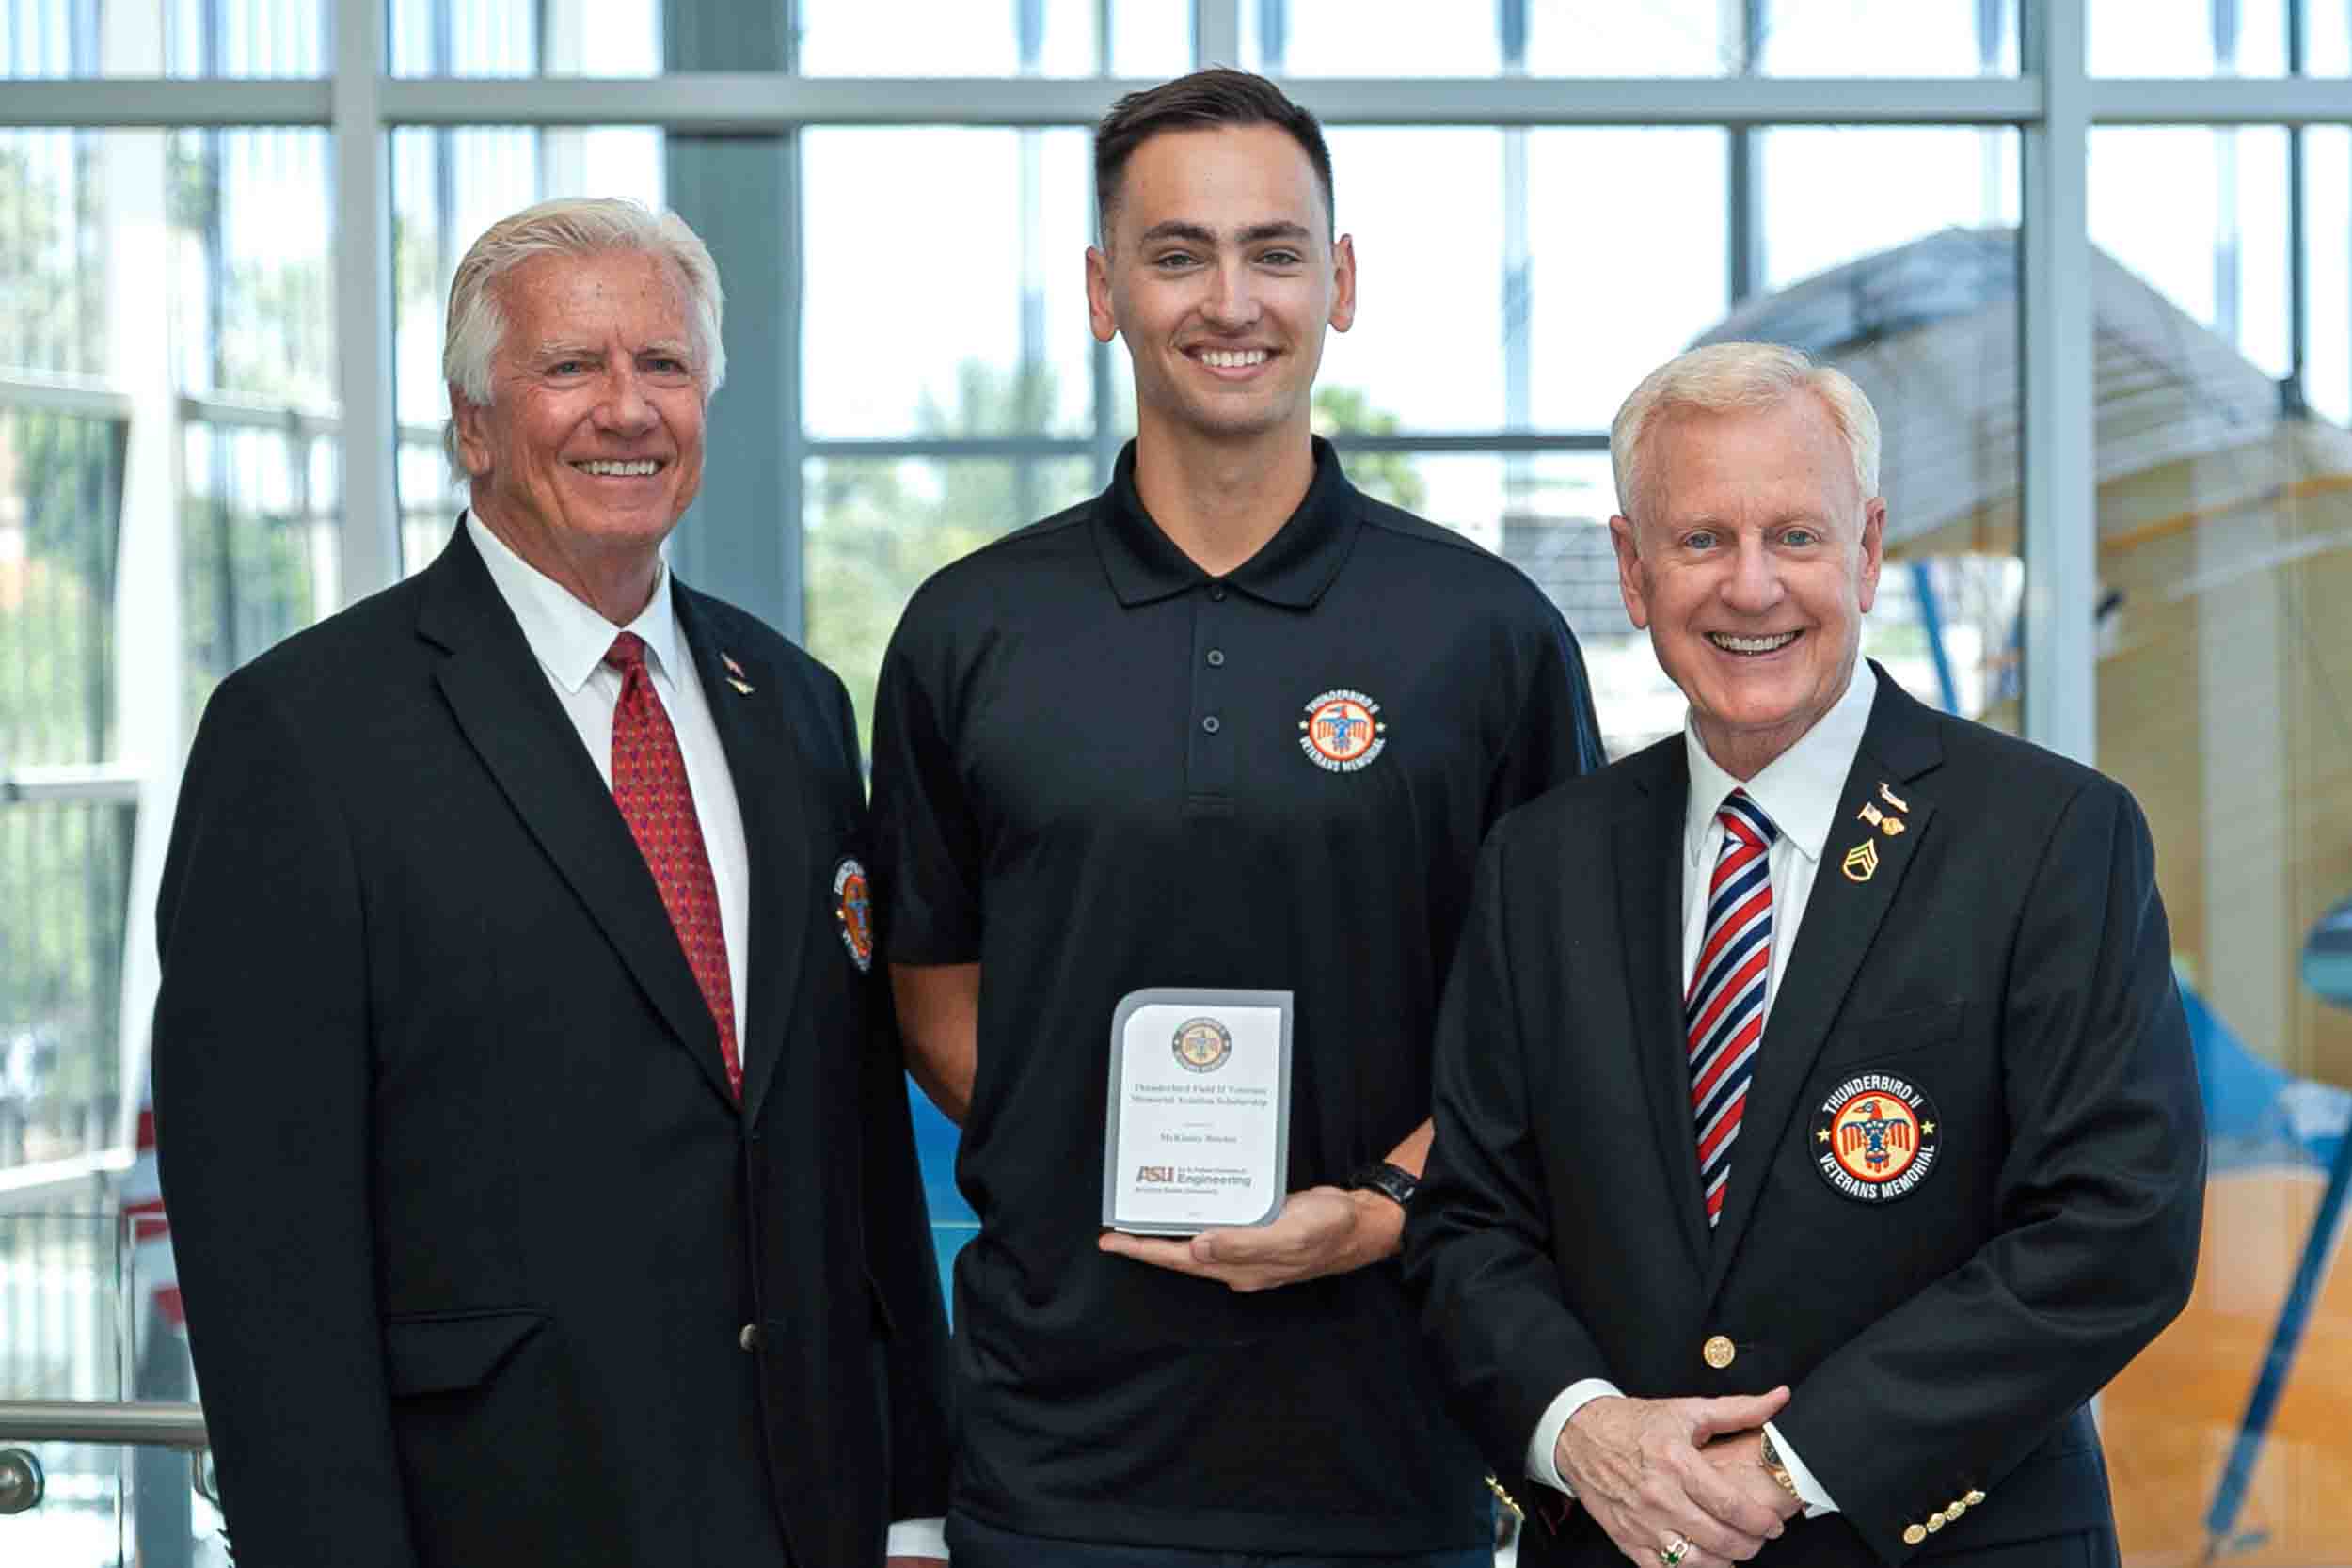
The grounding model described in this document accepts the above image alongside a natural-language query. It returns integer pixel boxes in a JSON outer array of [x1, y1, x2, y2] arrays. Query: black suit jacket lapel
[[420, 525, 738, 1108], [675, 589, 811, 1126], [1617, 741, 1713, 1279], [1704, 666, 1944, 1297]]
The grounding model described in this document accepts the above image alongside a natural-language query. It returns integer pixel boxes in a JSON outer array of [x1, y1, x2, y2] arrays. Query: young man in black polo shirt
[[870, 70, 1604, 1565]]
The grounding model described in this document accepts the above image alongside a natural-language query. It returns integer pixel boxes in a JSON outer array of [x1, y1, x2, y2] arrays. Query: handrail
[[0, 1401, 208, 1449]]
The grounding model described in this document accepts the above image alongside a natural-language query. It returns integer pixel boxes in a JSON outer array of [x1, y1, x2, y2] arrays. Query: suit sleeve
[[1404, 823, 1620, 1480], [1773, 778, 2206, 1562], [151, 675, 420, 1568], [1484, 598, 1608, 825], [868, 593, 982, 965], [834, 674, 956, 1524]]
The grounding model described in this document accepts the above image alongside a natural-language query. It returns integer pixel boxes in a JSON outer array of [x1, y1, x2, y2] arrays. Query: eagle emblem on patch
[[1171, 1017, 1233, 1073], [1812, 1069, 1941, 1202], [832, 858, 874, 974], [1298, 689, 1387, 772]]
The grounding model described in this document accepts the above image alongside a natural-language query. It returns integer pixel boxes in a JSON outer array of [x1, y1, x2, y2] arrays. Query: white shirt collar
[[465, 510, 686, 693], [1684, 659, 1879, 868]]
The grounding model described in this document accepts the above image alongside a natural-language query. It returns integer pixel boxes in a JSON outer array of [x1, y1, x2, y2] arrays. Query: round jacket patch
[[1812, 1069, 1941, 1202], [1298, 689, 1387, 772], [832, 858, 874, 974]]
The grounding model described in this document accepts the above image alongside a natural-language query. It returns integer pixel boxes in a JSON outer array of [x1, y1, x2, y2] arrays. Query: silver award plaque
[[1101, 987, 1294, 1235]]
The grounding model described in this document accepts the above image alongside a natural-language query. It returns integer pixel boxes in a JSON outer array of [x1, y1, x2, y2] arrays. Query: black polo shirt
[[870, 438, 1603, 1553]]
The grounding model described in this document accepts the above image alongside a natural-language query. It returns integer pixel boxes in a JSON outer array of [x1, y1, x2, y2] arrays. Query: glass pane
[[1, 0, 325, 78], [1762, 127, 2020, 292], [0, 131, 104, 375], [169, 130, 336, 407], [1268, 0, 2014, 75], [2316, 2, 2352, 74], [1755, 0, 2017, 76], [389, 126, 668, 573], [179, 419, 340, 722], [1319, 129, 1504, 432], [802, 454, 1096, 747], [2090, 0, 2296, 75], [1110, 0, 1192, 78], [2305, 127, 2349, 428], [802, 129, 1094, 441], [389, 0, 663, 77], [1524, 0, 1734, 76], [0, 800, 132, 1168], [1527, 129, 1728, 431], [2090, 128, 2293, 381], [798, 0, 1100, 75], [0, 407, 121, 768]]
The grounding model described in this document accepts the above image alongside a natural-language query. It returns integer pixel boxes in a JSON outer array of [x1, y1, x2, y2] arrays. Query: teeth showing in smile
[[1198, 349, 1268, 369], [1709, 631, 1799, 655], [574, 459, 660, 477]]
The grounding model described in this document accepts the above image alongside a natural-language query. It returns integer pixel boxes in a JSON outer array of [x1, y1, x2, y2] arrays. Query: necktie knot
[[603, 631, 648, 675], [1719, 789, 1780, 850]]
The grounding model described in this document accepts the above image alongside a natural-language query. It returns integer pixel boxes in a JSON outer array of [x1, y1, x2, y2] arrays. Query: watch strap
[[1349, 1160, 1420, 1207]]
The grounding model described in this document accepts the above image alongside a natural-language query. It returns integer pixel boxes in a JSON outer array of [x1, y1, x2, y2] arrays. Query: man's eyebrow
[[1131, 219, 1315, 247]]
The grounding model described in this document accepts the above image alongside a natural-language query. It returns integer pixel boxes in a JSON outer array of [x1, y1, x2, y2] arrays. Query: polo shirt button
[[739, 1323, 763, 1353], [1201, 716, 1221, 735], [1206, 649, 1225, 667], [1208, 584, 1228, 601]]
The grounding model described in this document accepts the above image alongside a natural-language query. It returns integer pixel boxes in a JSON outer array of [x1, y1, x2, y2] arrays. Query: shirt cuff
[[886, 1517, 948, 1559], [1525, 1377, 1626, 1494], [1764, 1420, 1840, 1517]]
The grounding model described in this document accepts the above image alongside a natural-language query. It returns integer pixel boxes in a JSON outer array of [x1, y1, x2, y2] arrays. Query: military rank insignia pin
[[1842, 840, 1880, 882]]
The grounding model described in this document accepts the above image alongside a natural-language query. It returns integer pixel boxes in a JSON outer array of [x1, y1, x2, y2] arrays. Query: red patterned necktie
[[1687, 788, 1779, 1228], [605, 631, 741, 1100]]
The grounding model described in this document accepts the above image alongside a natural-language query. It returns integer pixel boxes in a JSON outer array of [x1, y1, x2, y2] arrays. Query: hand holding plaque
[[1101, 988, 1293, 1235]]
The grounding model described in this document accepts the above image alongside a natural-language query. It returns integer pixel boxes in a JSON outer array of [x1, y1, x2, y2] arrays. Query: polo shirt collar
[[1093, 435, 1361, 610], [1683, 657, 1879, 871], [464, 509, 686, 693]]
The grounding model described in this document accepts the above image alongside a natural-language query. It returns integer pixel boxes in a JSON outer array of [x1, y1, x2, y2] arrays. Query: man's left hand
[[1097, 1186, 1400, 1291]]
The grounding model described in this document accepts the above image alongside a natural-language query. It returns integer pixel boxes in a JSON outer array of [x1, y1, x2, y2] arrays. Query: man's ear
[[1609, 515, 1651, 632], [1085, 245, 1119, 346], [1327, 233, 1357, 334], [451, 389, 494, 480]]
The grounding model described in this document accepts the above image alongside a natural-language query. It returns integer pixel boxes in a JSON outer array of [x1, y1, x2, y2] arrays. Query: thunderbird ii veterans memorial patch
[[832, 858, 874, 973], [1298, 689, 1387, 772], [1813, 1069, 1941, 1202]]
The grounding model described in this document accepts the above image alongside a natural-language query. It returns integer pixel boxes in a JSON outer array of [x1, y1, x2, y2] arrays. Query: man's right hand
[[1553, 1388, 1796, 1566]]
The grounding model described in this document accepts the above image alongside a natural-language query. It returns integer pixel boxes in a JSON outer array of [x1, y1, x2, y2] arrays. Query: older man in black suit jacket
[[1404, 342, 2204, 1568], [151, 198, 950, 1568]]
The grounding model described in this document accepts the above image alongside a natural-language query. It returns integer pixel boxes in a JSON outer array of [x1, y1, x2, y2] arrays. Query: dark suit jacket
[[152, 525, 951, 1568], [1403, 666, 2204, 1566]]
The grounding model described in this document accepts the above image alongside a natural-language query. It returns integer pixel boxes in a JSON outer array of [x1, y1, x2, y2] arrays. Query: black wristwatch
[[1348, 1160, 1421, 1208]]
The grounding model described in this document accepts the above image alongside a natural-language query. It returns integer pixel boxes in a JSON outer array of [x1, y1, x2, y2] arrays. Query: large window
[[7, 2, 2352, 1564]]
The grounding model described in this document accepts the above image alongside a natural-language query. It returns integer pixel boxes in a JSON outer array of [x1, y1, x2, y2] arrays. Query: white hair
[[441, 197, 726, 467], [1609, 341, 1881, 521]]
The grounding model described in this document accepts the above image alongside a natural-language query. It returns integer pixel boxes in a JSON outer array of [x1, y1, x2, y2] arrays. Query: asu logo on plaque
[[1812, 1069, 1942, 1202], [1172, 1017, 1233, 1073], [832, 857, 874, 973], [1298, 689, 1387, 772]]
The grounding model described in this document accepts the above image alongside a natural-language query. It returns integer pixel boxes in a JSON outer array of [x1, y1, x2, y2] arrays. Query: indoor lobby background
[[3, 1, 2349, 1562]]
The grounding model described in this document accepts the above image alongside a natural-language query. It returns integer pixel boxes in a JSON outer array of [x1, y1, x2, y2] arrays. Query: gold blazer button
[[1702, 1335, 1736, 1369], [1903, 1524, 1928, 1546]]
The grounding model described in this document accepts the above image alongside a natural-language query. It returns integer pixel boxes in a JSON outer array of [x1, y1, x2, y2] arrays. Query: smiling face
[[1610, 390, 1886, 779], [1086, 123, 1354, 452], [453, 247, 707, 610]]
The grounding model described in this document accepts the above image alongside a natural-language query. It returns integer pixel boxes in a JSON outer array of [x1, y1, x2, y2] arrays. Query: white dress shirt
[[1522, 662, 1880, 1519], [466, 515, 949, 1560]]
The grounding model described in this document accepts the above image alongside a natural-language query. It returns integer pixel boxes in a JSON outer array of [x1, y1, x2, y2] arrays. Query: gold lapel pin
[[1859, 801, 1885, 829], [720, 652, 755, 695], [1879, 782, 1910, 813], [1842, 840, 1880, 882], [1882, 816, 1906, 837], [726, 677, 755, 696]]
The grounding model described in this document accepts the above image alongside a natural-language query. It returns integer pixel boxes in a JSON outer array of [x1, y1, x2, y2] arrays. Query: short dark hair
[[1093, 68, 1335, 243]]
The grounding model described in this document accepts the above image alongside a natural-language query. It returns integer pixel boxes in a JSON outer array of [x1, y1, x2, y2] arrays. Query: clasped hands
[[1096, 1185, 1400, 1291], [1555, 1387, 1802, 1567]]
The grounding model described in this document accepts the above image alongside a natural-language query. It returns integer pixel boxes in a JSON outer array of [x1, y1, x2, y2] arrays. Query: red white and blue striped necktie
[[1687, 788, 1780, 1228]]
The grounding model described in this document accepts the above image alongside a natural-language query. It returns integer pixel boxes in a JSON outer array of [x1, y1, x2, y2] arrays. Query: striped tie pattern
[[1687, 789, 1779, 1228]]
